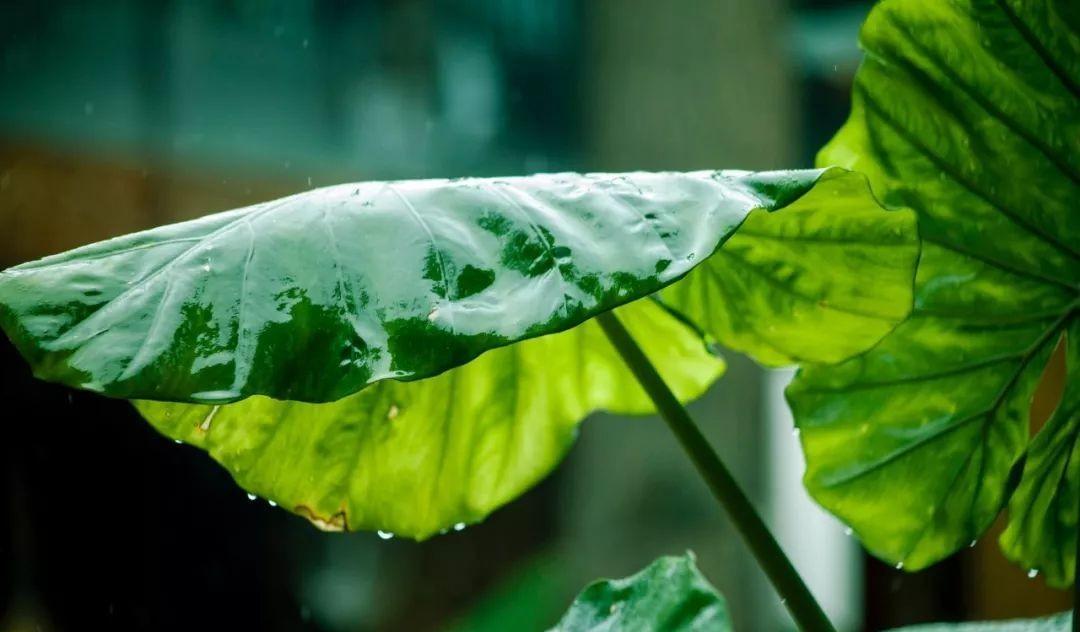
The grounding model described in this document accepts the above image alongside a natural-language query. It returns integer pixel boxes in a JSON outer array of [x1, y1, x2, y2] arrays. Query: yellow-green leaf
[[136, 298, 723, 538]]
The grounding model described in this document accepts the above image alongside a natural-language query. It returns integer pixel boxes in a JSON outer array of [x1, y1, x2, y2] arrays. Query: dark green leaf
[[887, 612, 1071, 632], [0, 167, 916, 536], [788, 0, 1080, 584], [0, 169, 840, 404], [549, 553, 731, 632]]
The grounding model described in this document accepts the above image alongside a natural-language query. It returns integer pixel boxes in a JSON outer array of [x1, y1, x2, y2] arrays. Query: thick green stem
[[596, 311, 835, 632]]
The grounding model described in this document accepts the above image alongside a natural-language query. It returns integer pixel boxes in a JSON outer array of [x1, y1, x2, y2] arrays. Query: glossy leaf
[[136, 298, 723, 538], [788, 0, 1080, 584], [0, 169, 840, 404], [887, 612, 1071, 632], [661, 167, 917, 366], [0, 165, 918, 536], [549, 553, 731, 632]]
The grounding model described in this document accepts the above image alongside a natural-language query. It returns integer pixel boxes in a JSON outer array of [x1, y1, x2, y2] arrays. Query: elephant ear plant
[[788, 0, 1080, 594], [0, 165, 917, 630], [2, 0, 1075, 629]]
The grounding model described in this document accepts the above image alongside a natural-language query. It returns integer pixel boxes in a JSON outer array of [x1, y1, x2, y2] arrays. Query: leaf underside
[[549, 553, 731, 632], [789, 0, 1079, 585], [136, 298, 723, 538], [661, 166, 917, 367]]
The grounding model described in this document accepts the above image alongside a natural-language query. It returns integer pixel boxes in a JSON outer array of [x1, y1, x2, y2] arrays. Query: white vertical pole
[[765, 368, 863, 631]]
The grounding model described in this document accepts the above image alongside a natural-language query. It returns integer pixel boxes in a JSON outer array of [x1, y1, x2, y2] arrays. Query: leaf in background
[[0, 169, 839, 404], [443, 554, 570, 632], [549, 553, 731, 632], [788, 0, 1079, 584], [886, 612, 1071, 632], [136, 298, 723, 538], [660, 168, 917, 366]]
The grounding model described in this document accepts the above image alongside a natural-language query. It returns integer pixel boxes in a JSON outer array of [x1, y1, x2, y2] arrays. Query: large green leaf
[[549, 553, 731, 632], [0, 167, 917, 536], [136, 298, 723, 538], [0, 169, 842, 404], [0, 166, 918, 540], [788, 0, 1080, 584], [887, 612, 1071, 632]]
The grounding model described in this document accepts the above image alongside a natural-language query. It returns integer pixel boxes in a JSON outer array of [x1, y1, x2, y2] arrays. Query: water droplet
[[173, 439, 182, 444], [453, 522, 466, 532], [779, 598, 787, 605], [387, 404, 400, 420], [268, 500, 277, 507], [968, 540, 977, 548], [377, 530, 394, 540], [844, 528, 853, 537], [202, 262, 211, 272], [1027, 569, 1038, 579], [246, 493, 257, 501], [792, 428, 801, 438], [895, 562, 904, 570]]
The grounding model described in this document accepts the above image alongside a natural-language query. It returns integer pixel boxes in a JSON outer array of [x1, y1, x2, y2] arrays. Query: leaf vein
[[860, 89, 1080, 262]]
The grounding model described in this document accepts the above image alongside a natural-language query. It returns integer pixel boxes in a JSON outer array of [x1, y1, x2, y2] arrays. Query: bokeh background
[[0, 1, 1070, 630]]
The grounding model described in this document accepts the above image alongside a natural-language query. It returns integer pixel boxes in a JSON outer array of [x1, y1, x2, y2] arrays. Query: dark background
[[0, 1, 1070, 630]]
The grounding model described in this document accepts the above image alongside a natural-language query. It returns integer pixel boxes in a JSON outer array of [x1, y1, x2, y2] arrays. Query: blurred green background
[[0, 1, 1069, 630]]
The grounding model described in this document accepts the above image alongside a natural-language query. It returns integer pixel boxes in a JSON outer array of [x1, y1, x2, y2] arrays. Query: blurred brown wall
[[0, 144, 298, 267]]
